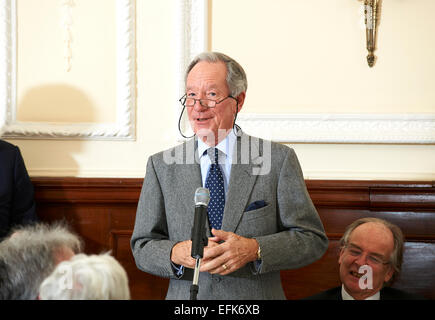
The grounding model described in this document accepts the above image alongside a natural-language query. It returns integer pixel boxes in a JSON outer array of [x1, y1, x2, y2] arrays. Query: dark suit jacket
[[0, 140, 37, 240], [304, 285, 426, 300]]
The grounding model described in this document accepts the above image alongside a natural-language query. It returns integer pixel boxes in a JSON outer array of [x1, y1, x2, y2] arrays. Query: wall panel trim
[[0, 0, 136, 140]]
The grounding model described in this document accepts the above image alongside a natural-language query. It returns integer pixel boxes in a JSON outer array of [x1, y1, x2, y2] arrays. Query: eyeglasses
[[178, 94, 236, 108], [344, 245, 391, 266]]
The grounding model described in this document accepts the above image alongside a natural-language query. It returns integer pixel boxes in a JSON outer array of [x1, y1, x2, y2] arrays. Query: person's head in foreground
[[0, 221, 82, 299], [39, 253, 130, 300]]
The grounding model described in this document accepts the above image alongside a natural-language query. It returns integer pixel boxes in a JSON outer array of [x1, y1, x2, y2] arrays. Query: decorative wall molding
[[237, 113, 435, 144], [175, 1, 435, 144], [174, 0, 208, 140], [0, 0, 15, 132], [60, 0, 74, 72], [0, 0, 136, 140]]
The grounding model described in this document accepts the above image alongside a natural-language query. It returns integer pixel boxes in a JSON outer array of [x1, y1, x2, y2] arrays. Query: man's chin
[[195, 128, 213, 136], [195, 128, 214, 141], [195, 128, 234, 146], [343, 279, 379, 300]]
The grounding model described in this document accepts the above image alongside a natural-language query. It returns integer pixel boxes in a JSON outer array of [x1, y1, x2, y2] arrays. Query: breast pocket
[[242, 204, 271, 221], [236, 204, 277, 237]]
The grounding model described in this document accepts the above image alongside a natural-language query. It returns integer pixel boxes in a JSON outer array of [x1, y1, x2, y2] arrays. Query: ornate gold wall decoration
[[363, 0, 381, 67]]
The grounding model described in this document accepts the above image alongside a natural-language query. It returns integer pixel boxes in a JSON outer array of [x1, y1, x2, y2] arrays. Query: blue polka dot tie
[[205, 148, 225, 230]]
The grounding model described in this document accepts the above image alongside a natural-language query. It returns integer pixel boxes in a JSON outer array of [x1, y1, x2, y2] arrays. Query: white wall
[[3, 0, 435, 180]]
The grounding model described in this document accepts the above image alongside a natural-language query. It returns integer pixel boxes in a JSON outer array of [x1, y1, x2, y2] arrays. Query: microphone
[[190, 187, 209, 300], [191, 187, 210, 259]]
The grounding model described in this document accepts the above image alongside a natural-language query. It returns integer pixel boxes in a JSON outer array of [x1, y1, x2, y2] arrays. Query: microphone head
[[194, 187, 210, 206]]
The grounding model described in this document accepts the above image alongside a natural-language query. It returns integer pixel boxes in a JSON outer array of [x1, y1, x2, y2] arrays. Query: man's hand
[[170, 240, 196, 268], [170, 239, 219, 269], [200, 229, 259, 275]]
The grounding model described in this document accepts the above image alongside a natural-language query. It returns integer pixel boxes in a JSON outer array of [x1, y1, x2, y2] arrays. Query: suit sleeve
[[130, 156, 180, 279], [10, 146, 37, 227], [254, 148, 328, 274]]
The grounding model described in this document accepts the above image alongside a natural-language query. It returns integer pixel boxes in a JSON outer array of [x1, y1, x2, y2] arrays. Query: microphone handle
[[191, 204, 208, 259]]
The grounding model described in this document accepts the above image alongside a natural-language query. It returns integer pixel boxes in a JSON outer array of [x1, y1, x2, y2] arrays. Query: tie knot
[[206, 148, 220, 164]]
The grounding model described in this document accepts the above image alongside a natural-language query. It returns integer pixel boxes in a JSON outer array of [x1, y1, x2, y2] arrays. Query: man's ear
[[338, 247, 345, 265], [384, 265, 394, 283], [235, 92, 246, 113]]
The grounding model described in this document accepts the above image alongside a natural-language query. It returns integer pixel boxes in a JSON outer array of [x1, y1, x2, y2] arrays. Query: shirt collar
[[197, 130, 237, 161], [341, 285, 380, 300]]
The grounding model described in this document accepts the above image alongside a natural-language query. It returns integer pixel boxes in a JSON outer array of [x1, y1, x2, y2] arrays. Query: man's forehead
[[352, 222, 391, 236], [186, 62, 229, 92], [349, 222, 394, 249], [186, 83, 220, 91], [187, 61, 227, 78]]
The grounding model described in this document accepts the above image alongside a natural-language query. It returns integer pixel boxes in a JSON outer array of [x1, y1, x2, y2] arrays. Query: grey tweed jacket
[[131, 133, 328, 300]]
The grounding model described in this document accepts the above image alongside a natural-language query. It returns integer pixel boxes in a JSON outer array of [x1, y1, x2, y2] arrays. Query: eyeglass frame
[[178, 94, 237, 109], [343, 244, 391, 266]]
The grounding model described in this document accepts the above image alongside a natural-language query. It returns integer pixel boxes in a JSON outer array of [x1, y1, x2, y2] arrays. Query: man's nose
[[355, 253, 368, 266], [193, 99, 207, 111]]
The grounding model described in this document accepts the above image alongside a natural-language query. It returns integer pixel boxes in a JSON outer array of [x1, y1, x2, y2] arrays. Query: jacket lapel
[[221, 133, 260, 233], [174, 138, 204, 230]]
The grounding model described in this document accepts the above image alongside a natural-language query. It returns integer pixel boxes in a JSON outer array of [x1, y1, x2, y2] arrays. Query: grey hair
[[185, 52, 248, 98], [0, 222, 82, 299], [339, 217, 404, 285], [39, 253, 130, 300]]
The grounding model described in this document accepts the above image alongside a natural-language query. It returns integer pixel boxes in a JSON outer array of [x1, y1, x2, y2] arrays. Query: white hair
[[39, 253, 130, 300], [0, 222, 82, 299]]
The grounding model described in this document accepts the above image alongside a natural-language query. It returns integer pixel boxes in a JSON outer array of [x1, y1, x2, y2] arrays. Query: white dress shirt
[[197, 130, 237, 196], [341, 284, 380, 300]]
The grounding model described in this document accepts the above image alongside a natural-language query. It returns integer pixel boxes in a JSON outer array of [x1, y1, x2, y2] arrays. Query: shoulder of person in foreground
[[0, 139, 38, 231]]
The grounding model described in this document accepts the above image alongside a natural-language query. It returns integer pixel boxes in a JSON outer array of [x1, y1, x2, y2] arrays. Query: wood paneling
[[110, 230, 168, 299], [32, 177, 435, 300]]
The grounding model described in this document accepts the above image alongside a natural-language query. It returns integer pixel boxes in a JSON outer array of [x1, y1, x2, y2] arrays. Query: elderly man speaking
[[131, 52, 328, 300]]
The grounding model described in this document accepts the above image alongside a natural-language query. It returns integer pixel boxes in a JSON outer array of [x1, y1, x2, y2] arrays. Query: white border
[[175, 0, 435, 144], [0, 0, 136, 140]]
